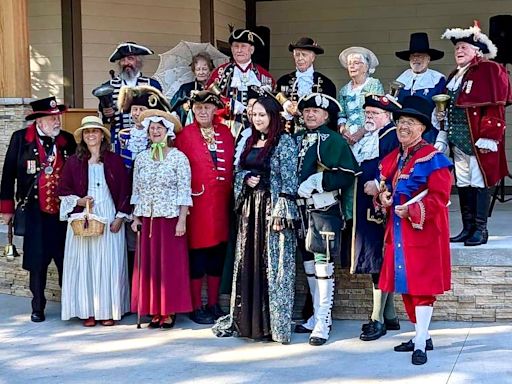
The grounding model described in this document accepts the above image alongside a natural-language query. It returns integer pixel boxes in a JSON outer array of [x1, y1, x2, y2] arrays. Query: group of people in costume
[[1, 20, 510, 367]]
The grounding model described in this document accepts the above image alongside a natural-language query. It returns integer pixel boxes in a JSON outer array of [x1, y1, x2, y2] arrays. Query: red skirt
[[131, 217, 192, 315]]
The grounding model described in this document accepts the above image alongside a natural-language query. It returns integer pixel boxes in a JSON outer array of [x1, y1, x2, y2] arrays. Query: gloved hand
[[434, 130, 449, 156], [232, 100, 246, 115], [298, 172, 324, 198]]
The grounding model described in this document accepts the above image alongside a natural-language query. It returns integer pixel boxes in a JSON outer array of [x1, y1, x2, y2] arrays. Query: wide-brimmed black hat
[[109, 42, 154, 63], [298, 92, 341, 117], [363, 94, 401, 113], [228, 29, 264, 46], [117, 85, 171, 113], [393, 95, 434, 132], [395, 33, 444, 61], [25, 96, 67, 121], [189, 90, 224, 109], [288, 37, 324, 55]]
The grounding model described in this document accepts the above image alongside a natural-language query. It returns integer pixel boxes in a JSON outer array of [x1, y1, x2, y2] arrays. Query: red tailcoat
[[377, 143, 452, 296], [174, 121, 235, 249], [207, 61, 275, 91], [448, 57, 512, 186]]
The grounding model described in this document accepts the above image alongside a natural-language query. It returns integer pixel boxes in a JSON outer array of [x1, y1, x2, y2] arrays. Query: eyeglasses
[[364, 111, 387, 117], [149, 126, 166, 132], [396, 118, 422, 128]]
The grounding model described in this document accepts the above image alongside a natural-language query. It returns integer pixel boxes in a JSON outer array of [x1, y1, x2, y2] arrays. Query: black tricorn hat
[[109, 42, 154, 63], [25, 96, 67, 121], [298, 92, 342, 117], [117, 85, 171, 113], [395, 33, 444, 61], [393, 95, 434, 132], [288, 37, 324, 55], [228, 29, 265, 46], [363, 94, 401, 113], [189, 90, 224, 109]]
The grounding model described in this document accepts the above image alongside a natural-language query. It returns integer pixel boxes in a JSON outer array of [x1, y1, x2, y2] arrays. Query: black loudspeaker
[[489, 15, 512, 65], [252, 26, 271, 70]]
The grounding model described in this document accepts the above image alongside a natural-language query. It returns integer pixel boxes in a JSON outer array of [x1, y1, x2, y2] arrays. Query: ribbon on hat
[[151, 142, 166, 161]]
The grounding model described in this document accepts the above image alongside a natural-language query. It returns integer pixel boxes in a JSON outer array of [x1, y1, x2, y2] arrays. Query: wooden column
[[0, 0, 31, 98], [246, 0, 256, 30], [200, 0, 215, 44], [62, 0, 83, 107]]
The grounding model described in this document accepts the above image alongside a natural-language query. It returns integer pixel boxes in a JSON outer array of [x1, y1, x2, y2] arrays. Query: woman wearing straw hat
[[130, 109, 193, 329], [58, 116, 131, 327]]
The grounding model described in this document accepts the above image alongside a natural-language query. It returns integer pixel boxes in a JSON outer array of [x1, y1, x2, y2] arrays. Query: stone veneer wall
[[0, 99, 32, 175], [2, 248, 512, 322]]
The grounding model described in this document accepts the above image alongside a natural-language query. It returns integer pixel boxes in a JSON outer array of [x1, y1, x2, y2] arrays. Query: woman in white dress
[[58, 116, 132, 326]]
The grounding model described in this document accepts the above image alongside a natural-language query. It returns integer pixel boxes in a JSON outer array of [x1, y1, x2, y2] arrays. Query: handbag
[[12, 175, 40, 237], [305, 203, 345, 258], [13, 203, 27, 237]]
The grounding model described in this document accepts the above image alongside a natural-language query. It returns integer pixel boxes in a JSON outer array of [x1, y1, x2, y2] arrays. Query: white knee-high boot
[[414, 306, 433, 352], [303, 260, 318, 330], [310, 262, 335, 343]]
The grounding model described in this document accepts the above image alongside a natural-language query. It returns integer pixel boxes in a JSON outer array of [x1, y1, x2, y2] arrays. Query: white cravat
[[231, 62, 261, 91], [295, 66, 315, 98], [446, 64, 470, 91]]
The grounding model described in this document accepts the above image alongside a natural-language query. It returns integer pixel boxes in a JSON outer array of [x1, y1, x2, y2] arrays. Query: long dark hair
[[240, 97, 283, 164], [76, 134, 111, 160]]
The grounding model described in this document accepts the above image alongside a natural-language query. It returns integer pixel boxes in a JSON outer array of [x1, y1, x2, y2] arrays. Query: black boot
[[465, 188, 490, 246], [450, 187, 475, 242]]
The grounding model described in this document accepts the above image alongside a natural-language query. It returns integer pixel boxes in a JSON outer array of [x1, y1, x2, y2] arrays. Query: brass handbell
[[432, 94, 451, 112], [432, 94, 451, 131], [207, 81, 222, 96], [3, 221, 19, 262], [389, 81, 405, 98], [275, 92, 289, 106]]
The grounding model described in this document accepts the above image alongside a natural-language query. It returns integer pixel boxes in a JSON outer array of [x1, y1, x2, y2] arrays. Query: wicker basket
[[70, 200, 106, 237]]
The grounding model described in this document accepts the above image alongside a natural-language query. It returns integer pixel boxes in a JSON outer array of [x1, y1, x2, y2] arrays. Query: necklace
[[259, 132, 268, 141], [200, 127, 217, 151]]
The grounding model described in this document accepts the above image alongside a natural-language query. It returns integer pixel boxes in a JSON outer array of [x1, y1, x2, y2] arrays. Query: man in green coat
[[295, 92, 360, 346]]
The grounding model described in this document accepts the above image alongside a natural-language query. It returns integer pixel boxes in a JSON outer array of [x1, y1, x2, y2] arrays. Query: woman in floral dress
[[213, 94, 298, 344], [130, 109, 192, 329]]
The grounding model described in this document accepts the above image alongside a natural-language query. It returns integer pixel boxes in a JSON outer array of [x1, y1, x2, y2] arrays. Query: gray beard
[[120, 69, 138, 82]]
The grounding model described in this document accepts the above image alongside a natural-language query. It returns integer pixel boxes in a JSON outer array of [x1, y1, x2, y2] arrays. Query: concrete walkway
[[0, 294, 511, 384]]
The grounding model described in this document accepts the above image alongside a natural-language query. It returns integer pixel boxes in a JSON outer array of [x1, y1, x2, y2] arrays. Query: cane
[[136, 224, 143, 329]]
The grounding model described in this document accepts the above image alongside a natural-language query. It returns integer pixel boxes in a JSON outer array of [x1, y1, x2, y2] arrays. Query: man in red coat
[[376, 96, 452, 365], [206, 29, 275, 139], [174, 90, 235, 324], [436, 21, 512, 246]]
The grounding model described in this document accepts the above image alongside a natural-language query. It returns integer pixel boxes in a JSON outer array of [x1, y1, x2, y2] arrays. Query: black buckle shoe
[[384, 317, 400, 331], [31, 311, 45, 322], [160, 314, 176, 329], [309, 336, 327, 346], [360, 320, 386, 341], [412, 349, 428, 365], [294, 323, 313, 333], [361, 318, 372, 332], [394, 338, 434, 352], [189, 307, 215, 324], [208, 304, 226, 320]]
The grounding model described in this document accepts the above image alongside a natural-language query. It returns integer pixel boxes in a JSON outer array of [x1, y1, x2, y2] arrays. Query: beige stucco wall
[[28, 0, 64, 102], [80, 0, 202, 108], [257, 0, 512, 169], [214, 0, 245, 44]]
